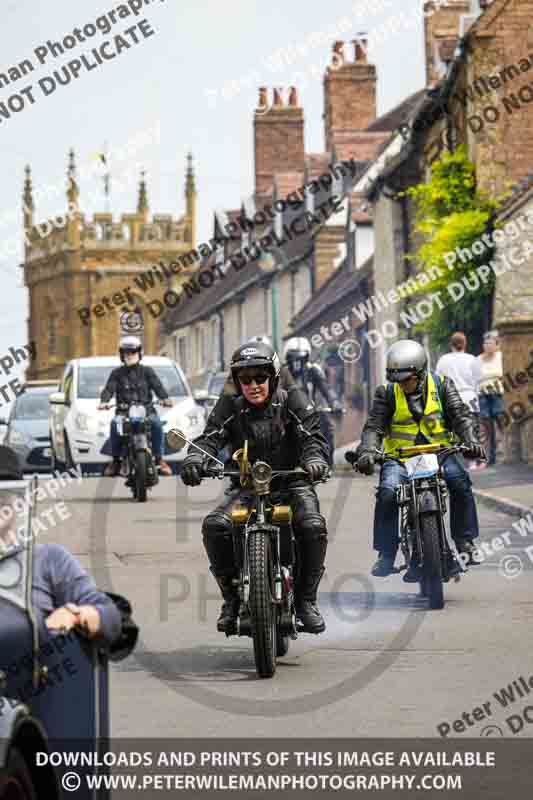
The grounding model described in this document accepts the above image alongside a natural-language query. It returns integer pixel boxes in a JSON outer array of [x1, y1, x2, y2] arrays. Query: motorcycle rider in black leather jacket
[[181, 341, 330, 634]]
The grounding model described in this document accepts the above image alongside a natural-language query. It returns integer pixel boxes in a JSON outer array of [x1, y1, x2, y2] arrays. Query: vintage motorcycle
[[100, 402, 164, 501], [357, 442, 472, 610], [167, 429, 328, 679]]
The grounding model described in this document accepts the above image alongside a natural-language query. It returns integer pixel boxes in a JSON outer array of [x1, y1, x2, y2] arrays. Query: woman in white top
[[477, 331, 505, 466]]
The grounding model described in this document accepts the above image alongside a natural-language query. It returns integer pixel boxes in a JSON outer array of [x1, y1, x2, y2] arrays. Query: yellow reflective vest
[[383, 372, 455, 460]]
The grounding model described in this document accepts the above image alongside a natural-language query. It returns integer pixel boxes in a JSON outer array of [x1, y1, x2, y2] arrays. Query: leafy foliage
[[404, 146, 509, 352]]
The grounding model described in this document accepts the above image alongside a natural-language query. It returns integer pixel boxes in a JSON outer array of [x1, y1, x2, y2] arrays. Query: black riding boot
[[294, 535, 327, 634], [213, 575, 240, 633]]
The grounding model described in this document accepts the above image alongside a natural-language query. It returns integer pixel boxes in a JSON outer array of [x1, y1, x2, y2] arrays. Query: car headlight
[[75, 412, 91, 431], [8, 429, 28, 446]]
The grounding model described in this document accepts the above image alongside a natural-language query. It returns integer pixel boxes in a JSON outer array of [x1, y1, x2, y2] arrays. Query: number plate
[[405, 453, 439, 478]]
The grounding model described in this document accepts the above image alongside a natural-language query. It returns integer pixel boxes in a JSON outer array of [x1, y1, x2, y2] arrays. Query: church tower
[[22, 153, 197, 380]]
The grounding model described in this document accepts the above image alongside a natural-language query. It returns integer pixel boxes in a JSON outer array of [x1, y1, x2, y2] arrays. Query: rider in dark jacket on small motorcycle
[[181, 341, 330, 634], [345, 340, 485, 581], [98, 337, 174, 476], [283, 337, 342, 466]]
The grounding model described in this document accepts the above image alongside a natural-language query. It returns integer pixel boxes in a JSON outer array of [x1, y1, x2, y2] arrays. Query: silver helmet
[[385, 339, 427, 383]]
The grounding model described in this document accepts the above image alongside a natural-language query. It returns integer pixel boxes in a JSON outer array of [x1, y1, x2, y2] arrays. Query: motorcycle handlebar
[[202, 465, 309, 479]]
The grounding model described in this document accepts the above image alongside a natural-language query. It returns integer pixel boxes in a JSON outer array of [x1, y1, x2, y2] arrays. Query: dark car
[[0, 385, 57, 473]]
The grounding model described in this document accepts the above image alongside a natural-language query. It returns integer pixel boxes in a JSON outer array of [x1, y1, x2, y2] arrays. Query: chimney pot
[[273, 88, 284, 107], [353, 38, 368, 62], [258, 87, 268, 109], [288, 87, 298, 107]]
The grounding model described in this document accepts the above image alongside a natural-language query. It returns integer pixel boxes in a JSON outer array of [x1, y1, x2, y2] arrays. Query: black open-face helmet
[[230, 341, 281, 397]]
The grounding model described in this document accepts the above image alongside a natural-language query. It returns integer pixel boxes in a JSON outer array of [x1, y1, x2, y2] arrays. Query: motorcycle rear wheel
[[135, 451, 148, 502], [248, 530, 276, 678], [420, 512, 444, 609]]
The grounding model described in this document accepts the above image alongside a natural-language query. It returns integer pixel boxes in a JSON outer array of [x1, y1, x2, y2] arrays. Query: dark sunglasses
[[238, 372, 270, 386]]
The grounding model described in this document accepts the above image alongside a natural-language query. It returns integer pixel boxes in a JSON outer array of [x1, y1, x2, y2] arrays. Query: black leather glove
[[181, 461, 203, 486], [344, 450, 358, 466], [357, 451, 375, 476], [304, 460, 329, 482], [462, 441, 486, 461]]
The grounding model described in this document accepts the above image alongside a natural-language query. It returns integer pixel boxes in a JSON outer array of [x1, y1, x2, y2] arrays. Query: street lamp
[[257, 246, 289, 354]]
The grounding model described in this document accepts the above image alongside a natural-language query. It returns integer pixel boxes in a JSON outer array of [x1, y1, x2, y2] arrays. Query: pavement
[[469, 462, 533, 517], [37, 470, 533, 739]]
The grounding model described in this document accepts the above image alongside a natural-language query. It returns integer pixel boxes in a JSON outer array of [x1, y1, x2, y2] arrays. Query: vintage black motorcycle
[[359, 443, 472, 610], [100, 402, 164, 501], [168, 429, 328, 679]]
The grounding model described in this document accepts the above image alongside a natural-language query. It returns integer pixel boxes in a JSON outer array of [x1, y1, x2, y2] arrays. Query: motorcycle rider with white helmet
[[98, 336, 174, 476], [283, 337, 342, 466]]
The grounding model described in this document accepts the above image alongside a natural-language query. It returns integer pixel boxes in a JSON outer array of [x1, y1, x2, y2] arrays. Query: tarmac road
[[40, 470, 533, 739]]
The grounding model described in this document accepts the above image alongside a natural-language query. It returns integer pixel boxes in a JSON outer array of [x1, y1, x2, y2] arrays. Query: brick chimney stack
[[423, 0, 471, 86], [323, 39, 377, 153], [254, 87, 305, 196]]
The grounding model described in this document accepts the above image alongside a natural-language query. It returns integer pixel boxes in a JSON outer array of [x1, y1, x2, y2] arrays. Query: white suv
[[48, 356, 204, 475]]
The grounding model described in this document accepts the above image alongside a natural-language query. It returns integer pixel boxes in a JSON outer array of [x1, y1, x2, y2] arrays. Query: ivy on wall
[[403, 145, 510, 352]]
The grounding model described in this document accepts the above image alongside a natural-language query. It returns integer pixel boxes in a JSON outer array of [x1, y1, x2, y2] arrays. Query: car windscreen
[[77, 365, 188, 399], [208, 375, 226, 396], [13, 393, 51, 419], [154, 366, 187, 398], [77, 366, 115, 399]]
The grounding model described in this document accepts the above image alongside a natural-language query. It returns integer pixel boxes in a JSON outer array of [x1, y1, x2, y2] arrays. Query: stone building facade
[[22, 152, 197, 381]]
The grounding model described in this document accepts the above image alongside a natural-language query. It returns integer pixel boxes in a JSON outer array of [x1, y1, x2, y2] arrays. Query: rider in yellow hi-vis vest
[[345, 340, 485, 581], [383, 372, 455, 459]]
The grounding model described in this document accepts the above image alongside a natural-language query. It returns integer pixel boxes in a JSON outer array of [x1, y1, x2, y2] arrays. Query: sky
[[0, 0, 428, 365]]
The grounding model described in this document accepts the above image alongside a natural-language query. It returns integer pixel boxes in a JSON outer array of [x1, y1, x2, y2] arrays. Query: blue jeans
[[373, 454, 479, 556], [479, 393, 505, 464], [110, 414, 164, 459]]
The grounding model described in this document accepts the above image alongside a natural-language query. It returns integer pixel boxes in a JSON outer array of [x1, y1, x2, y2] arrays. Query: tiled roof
[[290, 255, 373, 333], [365, 89, 426, 133]]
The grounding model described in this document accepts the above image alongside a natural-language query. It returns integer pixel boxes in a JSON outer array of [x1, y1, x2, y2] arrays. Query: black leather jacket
[[184, 386, 329, 481], [100, 364, 168, 412], [285, 362, 337, 409], [359, 373, 478, 453]]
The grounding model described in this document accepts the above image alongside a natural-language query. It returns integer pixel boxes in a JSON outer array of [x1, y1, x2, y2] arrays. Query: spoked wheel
[[420, 513, 444, 609], [248, 530, 276, 678], [135, 451, 148, 502], [0, 748, 38, 800]]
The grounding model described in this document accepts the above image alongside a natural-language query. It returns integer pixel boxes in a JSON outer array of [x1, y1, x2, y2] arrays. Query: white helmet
[[283, 337, 311, 361], [119, 335, 142, 364], [247, 335, 272, 347]]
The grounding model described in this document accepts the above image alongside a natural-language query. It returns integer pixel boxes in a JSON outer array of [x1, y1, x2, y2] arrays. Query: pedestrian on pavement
[[477, 331, 506, 467], [436, 332, 482, 470]]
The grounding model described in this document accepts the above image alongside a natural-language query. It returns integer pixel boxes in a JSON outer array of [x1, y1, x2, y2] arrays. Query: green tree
[[404, 146, 509, 353]]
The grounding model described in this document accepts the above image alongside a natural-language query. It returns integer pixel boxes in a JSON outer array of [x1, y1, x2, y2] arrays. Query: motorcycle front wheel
[[420, 512, 444, 609], [248, 530, 277, 678], [135, 450, 148, 502]]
